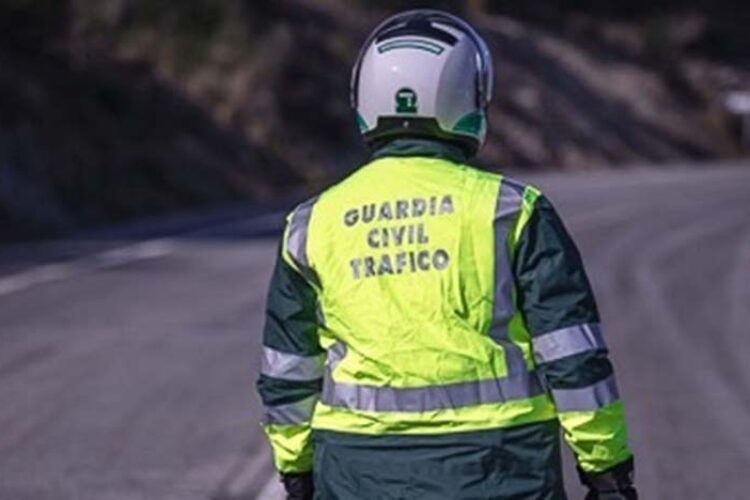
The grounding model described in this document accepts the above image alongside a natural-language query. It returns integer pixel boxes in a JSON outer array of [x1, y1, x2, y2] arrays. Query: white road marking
[[726, 224, 750, 364], [0, 210, 288, 298], [0, 239, 174, 297], [223, 448, 273, 497], [219, 445, 285, 499], [634, 207, 750, 450], [255, 474, 285, 499]]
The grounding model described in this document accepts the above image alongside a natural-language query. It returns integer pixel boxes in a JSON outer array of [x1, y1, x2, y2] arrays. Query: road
[[0, 164, 749, 499]]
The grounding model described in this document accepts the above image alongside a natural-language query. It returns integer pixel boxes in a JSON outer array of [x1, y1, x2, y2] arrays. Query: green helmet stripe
[[356, 112, 369, 133], [452, 112, 484, 136]]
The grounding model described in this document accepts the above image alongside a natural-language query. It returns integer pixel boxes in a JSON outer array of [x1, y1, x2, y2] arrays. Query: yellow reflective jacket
[[257, 145, 632, 480]]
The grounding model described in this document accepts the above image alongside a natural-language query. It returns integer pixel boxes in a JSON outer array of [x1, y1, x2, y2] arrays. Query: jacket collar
[[371, 138, 468, 164]]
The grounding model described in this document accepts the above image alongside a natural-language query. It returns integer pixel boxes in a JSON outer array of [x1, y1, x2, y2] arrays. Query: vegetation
[[0, 0, 747, 238]]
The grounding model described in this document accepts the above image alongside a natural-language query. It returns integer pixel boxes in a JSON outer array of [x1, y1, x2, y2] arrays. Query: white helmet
[[351, 10, 494, 157]]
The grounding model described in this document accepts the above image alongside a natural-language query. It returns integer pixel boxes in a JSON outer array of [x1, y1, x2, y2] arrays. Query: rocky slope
[[1, 0, 747, 238]]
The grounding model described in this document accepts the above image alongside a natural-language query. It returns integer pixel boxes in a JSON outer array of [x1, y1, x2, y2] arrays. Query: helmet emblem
[[395, 87, 418, 114]]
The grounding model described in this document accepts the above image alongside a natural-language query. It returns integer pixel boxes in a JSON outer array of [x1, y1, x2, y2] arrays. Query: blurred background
[[0, 0, 748, 238], [0, 1, 748, 499]]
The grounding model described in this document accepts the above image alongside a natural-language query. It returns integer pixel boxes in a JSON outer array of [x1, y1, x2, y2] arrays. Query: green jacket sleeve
[[514, 195, 633, 473], [256, 245, 324, 474]]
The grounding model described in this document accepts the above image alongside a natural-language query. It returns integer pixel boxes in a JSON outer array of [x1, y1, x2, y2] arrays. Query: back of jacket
[[310, 156, 511, 384], [260, 148, 633, 486], [283, 155, 557, 435]]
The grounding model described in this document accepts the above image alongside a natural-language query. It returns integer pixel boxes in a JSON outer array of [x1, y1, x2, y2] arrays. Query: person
[[256, 9, 637, 500]]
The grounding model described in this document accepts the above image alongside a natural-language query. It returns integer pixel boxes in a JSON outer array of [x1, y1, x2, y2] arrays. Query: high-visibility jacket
[[257, 140, 633, 498]]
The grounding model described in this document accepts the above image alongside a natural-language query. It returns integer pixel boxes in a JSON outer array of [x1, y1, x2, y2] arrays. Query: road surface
[[0, 164, 749, 499]]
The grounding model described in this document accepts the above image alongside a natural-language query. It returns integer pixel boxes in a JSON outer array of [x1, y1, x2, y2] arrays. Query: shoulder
[[282, 170, 365, 262], [500, 175, 543, 203], [281, 193, 324, 274], [484, 171, 546, 216], [460, 165, 543, 200], [457, 162, 502, 184], [285, 194, 319, 233]]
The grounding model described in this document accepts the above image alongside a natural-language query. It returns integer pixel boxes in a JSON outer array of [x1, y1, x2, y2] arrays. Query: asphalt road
[[0, 164, 749, 499]]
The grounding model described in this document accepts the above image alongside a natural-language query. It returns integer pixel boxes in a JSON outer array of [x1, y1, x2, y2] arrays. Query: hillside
[[1, 0, 748, 238]]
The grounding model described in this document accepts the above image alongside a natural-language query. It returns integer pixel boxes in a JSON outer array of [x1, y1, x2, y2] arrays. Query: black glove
[[578, 457, 637, 500], [281, 472, 314, 500]]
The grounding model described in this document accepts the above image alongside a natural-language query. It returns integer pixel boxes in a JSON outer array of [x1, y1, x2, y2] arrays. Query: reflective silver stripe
[[326, 341, 347, 371], [262, 395, 318, 425], [321, 369, 545, 413], [532, 323, 607, 364], [490, 179, 526, 375], [286, 197, 318, 270], [261, 347, 324, 381], [552, 375, 619, 412]]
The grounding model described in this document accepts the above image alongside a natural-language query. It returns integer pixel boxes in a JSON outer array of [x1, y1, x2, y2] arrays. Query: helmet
[[351, 9, 494, 157]]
